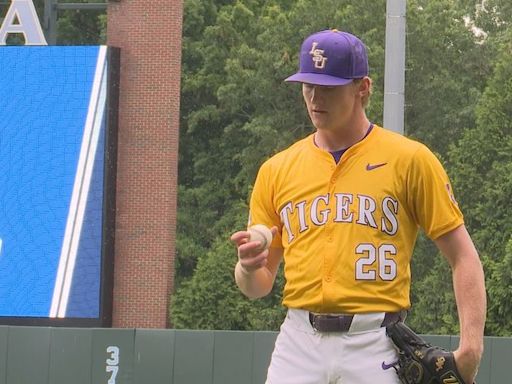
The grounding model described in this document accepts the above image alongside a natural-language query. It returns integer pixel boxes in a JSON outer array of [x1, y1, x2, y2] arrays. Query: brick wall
[[107, 0, 183, 328]]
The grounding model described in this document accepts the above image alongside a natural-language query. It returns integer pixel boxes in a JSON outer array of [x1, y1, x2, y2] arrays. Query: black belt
[[308, 311, 406, 333]]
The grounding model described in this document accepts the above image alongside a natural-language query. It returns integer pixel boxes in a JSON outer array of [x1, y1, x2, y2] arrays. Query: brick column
[[107, 0, 182, 328]]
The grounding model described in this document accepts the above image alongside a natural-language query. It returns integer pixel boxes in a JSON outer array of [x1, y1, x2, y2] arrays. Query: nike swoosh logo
[[381, 360, 398, 370], [366, 162, 387, 171]]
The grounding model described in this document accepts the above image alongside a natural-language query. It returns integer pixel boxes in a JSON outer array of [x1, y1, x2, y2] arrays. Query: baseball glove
[[386, 322, 469, 384]]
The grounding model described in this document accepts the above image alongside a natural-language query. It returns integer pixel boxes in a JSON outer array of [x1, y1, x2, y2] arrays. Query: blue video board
[[0, 46, 117, 324]]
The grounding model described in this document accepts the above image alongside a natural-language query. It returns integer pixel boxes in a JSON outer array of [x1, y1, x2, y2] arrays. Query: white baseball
[[248, 224, 273, 251]]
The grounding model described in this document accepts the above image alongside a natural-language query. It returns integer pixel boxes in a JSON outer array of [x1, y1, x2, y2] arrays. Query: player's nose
[[309, 85, 326, 105]]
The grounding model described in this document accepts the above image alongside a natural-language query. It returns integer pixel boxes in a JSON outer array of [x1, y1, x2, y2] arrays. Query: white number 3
[[355, 244, 397, 281]]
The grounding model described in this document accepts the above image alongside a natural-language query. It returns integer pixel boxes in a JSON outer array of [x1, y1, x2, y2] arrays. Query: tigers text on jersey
[[249, 125, 463, 313]]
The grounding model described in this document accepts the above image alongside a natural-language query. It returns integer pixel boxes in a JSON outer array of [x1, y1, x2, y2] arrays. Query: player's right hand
[[230, 227, 278, 273]]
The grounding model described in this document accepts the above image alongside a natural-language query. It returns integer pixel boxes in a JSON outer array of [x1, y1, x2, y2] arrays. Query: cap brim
[[284, 72, 354, 86]]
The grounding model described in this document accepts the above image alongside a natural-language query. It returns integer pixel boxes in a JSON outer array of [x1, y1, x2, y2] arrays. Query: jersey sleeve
[[248, 160, 283, 248], [406, 145, 464, 239]]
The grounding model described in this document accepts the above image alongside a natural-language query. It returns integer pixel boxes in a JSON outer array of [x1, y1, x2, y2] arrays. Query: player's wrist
[[458, 335, 484, 356], [455, 344, 483, 364]]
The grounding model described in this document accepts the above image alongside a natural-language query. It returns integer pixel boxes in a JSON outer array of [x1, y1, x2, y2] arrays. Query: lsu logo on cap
[[309, 42, 327, 69]]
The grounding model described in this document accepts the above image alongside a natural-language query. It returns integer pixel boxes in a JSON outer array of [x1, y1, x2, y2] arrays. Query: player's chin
[[310, 115, 331, 130], [311, 119, 329, 131]]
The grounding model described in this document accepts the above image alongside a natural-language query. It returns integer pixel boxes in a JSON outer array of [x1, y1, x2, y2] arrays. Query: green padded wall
[[173, 330, 214, 383], [0, 326, 510, 384], [6, 326, 51, 384], [213, 331, 253, 384], [0, 327, 8, 384], [252, 331, 277, 384], [133, 329, 175, 384], [488, 336, 511, 383], [48, 328, 92, 384]]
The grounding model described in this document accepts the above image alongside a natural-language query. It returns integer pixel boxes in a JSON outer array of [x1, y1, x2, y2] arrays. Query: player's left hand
[[453, 348, 482, 384]]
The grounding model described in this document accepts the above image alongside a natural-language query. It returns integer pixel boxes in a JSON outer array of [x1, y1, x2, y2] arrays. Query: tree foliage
[[447, 27, 512, 336], [404, 0, 490, 154], [171, 233, 286, 330]]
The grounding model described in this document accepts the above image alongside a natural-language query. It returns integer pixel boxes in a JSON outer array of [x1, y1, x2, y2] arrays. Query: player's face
[[302, 82, 360, 132]]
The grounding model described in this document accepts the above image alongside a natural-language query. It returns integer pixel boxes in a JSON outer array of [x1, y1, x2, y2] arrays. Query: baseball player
[[230, 29, 486, 384]]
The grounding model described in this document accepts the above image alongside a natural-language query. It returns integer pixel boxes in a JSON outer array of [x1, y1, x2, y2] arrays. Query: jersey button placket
[[324, 169, 337, 285], [328, 170, 337, 241]]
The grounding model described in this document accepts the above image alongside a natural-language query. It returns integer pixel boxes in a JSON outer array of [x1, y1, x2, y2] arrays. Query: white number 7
[[106, 366, 119, 384]]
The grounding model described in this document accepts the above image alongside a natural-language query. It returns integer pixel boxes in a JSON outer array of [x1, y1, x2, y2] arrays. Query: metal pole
[[56, 3, 107, 10], [383, 0, 406, 135], [43, 0, 57, 45]]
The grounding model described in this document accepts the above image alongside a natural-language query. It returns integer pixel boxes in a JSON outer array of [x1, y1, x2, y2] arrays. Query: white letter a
[[0, 0, 48, 45]]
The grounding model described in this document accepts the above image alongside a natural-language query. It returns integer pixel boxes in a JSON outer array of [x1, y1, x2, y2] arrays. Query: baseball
[[248, 224, 273, 251]]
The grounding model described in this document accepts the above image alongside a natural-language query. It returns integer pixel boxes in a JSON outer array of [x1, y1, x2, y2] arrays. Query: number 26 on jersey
[[355, 244, 397, 281]]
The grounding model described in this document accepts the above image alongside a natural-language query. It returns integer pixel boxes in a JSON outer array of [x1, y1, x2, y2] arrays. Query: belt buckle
[[309, 313, 320, 331]]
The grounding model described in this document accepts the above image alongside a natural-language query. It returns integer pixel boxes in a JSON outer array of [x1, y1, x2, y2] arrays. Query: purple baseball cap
[[285, 29, 369, 86]]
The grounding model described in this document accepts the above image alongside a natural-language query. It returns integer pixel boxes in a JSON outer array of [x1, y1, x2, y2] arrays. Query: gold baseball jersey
[[248, 125, 463, 313]]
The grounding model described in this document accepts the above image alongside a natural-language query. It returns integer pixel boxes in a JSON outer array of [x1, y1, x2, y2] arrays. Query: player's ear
[[356, 77, 371, 95], [356, 77, 372, 107]]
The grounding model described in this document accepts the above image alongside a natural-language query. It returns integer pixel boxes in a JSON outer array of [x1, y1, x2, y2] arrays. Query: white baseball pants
[[265, 309, 401, 384]]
